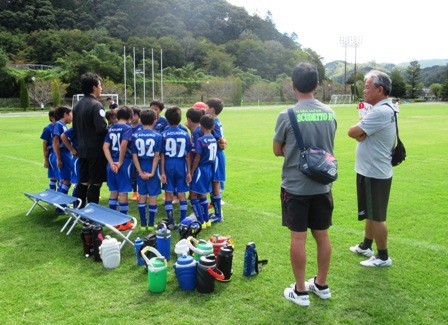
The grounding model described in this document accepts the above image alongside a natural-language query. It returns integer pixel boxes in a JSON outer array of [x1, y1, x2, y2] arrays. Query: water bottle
[[80, 223, 93, 257], [91, 224, 104, 262], [156, 223, 171, 261], [134, 237, 144, 266], [243, 242, 257, 276], [217, 245, 234, 282], [196, 254, 224, 293], [173, 254, 197, 291]]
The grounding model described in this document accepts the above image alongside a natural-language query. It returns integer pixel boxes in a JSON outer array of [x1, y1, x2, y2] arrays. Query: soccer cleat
[[209, 213, 222, 223], [147, 225, 156, 232], [140, 225, 147, 231], [131, 192, 139, 200], [283, 287, 310, 307], [360, 256, 392, 267], [118, 221, 134, 231], [206, 220, 212, 228], [201, 222, 207, 230], [349, 243, 374, 257], [305, 277, 331, 299]]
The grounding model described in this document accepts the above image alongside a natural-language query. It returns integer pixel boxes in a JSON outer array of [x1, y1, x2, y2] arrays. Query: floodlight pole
[[340, 36, 349, 93], [352, 37, 362, 99]]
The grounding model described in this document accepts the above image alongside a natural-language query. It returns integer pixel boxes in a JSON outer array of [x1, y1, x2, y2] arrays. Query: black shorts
[[281, 187, 333, 232], [79, 156, 107, 185], [357, 174, 392, 222]]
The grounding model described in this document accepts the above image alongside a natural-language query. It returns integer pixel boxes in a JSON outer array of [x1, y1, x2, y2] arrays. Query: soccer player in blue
[[130, 106, 142, 200], [189, 114, 217, 229], [40, 109, 57, 190], [61, 127, 79, 197], [51, 106, 73, 195], [150, 100, 167, 133], [160, 106, 192, 227], [132, 110, 163, 231], [205, 98, 227, 223], [103, 106, 134, 230]]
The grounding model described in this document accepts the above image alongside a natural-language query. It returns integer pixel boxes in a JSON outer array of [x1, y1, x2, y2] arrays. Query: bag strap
[[384, 103, 400, 140], [287, 108, 305, 151]]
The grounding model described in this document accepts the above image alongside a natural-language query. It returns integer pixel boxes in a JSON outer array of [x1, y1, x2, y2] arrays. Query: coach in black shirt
[[72, 73, 108, 207]]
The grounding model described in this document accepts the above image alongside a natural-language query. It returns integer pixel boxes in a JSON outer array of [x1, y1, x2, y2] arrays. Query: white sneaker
[[349, 243, 374, 257], [305, 277, 331, 299], [283, 287, 309, 307], [360, 256, 392, 267]]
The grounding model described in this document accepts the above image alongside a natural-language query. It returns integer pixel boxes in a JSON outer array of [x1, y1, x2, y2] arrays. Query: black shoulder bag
[[385, 104, 406, 166], [287, 108, 338, 184]]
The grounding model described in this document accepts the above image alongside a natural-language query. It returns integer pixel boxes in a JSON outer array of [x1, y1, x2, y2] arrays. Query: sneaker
[[201, 222, 207, 230], [206, 220, 212, 228], [305, 277, 331, 299], [131, 192, 139, 200], [118, 221, 134, 231], [283, 287, 309, 307], [147, 225, 156, 232], [360, 256, 392, 267], [349, 243, 374, 257], [140, 225, 147, 231], [209, 213, 222, 223]]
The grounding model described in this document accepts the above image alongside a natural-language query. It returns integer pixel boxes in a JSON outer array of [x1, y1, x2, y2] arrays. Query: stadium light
[[340, 36, 362, 96]]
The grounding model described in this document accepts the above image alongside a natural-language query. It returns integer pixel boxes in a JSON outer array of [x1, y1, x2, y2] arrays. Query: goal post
[[329, 94, 352, 105], [71, 93, 119, 108]]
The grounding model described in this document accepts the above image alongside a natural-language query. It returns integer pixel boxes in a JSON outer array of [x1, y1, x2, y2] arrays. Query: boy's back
[[104, 122, 133, 160]]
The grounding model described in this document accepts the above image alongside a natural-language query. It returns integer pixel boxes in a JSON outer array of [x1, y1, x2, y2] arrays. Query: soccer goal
[[329, 94, 352, 105], [71, 94, 119, 108]]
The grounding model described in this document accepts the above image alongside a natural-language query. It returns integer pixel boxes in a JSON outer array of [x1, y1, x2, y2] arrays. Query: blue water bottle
[[134, 237, 144, 266], [156, 223, 171, 261], [243, 242, 256, 276]]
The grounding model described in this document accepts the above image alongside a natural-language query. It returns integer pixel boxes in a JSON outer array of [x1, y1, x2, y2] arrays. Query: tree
[[390, 69, 406, 98], [20, 79, 29, 110], [441, 67, 448, 100], [429, 83, 442, 98], [406, 60, 422, 99], [51, 78, 61, 106]]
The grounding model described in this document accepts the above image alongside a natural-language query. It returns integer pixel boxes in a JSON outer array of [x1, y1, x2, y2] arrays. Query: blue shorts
[[107, 157, 132, 193], [52, 151, 72, 182], [190, 165, 213, 195], [47, 152, 56, 179], [137, 161, 162, 196], [70, 156, 80, 184], [162, 158, 189, 193], [213, 150, 226, 182]]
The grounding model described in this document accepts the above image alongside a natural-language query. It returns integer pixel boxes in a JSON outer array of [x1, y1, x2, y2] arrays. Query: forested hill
[[0, 0, 297, 48]]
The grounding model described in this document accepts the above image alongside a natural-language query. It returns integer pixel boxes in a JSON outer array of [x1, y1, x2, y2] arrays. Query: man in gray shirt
[[273, 63, 336, 307], [348, 70, 395, 267]]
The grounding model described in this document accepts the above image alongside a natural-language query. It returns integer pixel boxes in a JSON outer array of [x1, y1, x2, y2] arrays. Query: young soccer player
[[132, 110, 163, 231], [205, 98, 227, 223], [130, 106, 142, 200], [150, 100, 167, 133], [40, 109, 57, 190], [160, 106, 192, 227], [51, 106, 73, 195], [103, 106, 134, 230], [189, 114, 217, 228], [106, 109, 117, 127], [61, 127, 79, 197]]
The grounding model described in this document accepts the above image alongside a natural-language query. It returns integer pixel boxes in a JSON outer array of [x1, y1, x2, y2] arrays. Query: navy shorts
[[357, 174, 392, 222], [281, 187, 333, 232]]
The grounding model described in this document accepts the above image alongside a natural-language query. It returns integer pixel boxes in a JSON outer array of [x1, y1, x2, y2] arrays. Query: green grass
[[0, 103, 447, 324]]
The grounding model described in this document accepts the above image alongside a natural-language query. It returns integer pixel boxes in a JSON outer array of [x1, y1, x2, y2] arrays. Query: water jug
[[80, 223, 93, 257], [142, 233, 158, 262], [91, 224, 104, 262], [156, 223, 171, 261], [141, 246, 167, 293], [209, 234, 233, 256], [174, 238, 190, 258], [134, 237, 145, 266], [187, 237, 213, 261], [99, 235, 121, 269], [217, 245, 234, 282], [178, 217, 202, 239], [173, 254, 197, 291], [196, 254, 224, 293]]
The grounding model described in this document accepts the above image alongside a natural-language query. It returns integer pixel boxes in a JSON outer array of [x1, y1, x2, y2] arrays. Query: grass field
[[0, 103, 447, 324]]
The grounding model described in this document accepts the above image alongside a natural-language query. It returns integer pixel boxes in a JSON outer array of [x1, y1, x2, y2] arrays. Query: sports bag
[[385, 104, 406, 166], [287, 108, 338, 184]]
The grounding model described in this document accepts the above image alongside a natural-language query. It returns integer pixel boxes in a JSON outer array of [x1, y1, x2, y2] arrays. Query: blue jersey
[[154, 117, 168, 133], [196, 118, 224, 150], [162, 126, 192, 160], [132, 129, 163, 163], [63, 127, 78, 150], [104, 122, 133, 160], [53, 120, 69, 153], [195, 134, 217, 166], [40, 123, 54, 152]]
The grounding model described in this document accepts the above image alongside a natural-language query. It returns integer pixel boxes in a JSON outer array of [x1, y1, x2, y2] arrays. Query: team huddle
[[40, 98, 226, 232]]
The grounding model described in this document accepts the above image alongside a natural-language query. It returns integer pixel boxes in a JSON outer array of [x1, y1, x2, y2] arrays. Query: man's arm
[[273, 141, 284, 157], [348, 125, 366, 142]]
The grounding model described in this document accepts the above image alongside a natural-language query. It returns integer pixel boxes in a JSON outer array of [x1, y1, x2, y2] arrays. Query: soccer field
[[0, 103, 447, 323]]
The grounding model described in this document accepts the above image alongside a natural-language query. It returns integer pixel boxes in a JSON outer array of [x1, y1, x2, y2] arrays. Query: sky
[[227, 0, 446, 65]]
